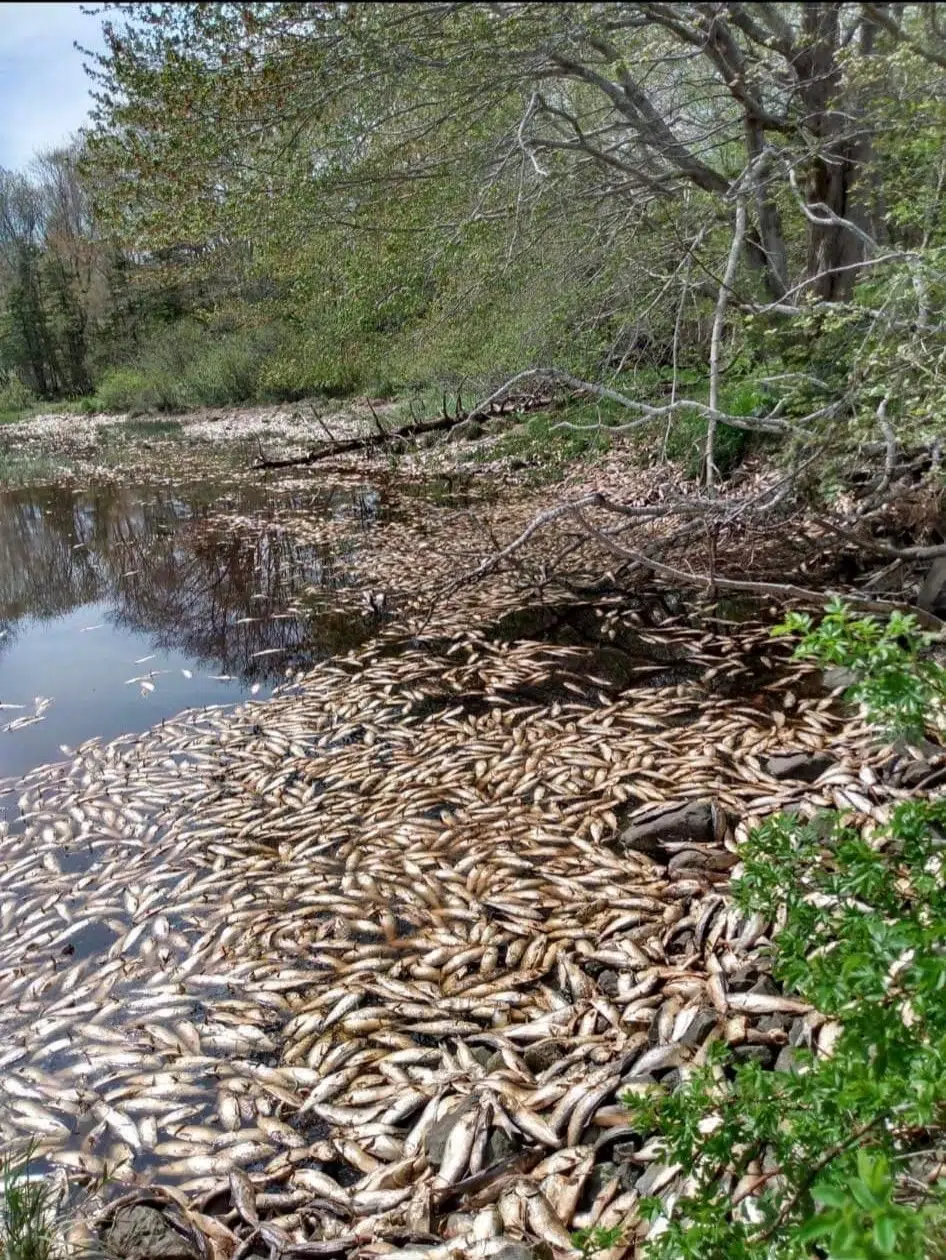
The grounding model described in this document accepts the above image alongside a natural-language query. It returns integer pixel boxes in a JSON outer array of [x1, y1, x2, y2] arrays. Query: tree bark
[[797, 3, 864, 300]]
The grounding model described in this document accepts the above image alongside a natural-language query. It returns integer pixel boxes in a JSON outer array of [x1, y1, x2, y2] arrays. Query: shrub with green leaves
[[774, 599, 946, 742], [631, 605, 946, 1260]]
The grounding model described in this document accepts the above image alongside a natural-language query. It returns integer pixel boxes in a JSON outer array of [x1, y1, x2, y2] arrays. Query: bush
[[633, 606, 946, 1260], [0, 377, 38, 421], [93, 319, 294, 413], [95, 366, 159, 414]]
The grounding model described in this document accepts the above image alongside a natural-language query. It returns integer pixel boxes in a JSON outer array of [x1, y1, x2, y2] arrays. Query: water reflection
[[0, 479, 381, 779]]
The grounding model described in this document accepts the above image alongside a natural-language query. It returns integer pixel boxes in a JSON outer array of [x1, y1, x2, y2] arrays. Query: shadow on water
[[0, 478, 382, 779]]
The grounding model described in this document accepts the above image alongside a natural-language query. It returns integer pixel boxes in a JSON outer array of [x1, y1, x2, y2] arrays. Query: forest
[[0, 1, 943, 462]]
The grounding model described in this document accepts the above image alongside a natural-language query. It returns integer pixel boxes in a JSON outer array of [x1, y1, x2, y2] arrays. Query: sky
[[0, 2, 109, 171]]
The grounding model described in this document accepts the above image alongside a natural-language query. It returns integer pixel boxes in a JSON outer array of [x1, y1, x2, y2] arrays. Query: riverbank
[[0, 408, 941, 1259]]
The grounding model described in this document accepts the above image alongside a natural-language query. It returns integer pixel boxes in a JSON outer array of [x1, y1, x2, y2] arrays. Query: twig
[[751, 1115, 887, 1243]]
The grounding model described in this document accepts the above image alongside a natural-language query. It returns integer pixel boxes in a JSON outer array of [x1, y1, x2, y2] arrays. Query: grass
[[98, 418, 185, 443], [465, 396, 635, 482], [0, 451, 68, 487], [1, 1146, 54, 1260]]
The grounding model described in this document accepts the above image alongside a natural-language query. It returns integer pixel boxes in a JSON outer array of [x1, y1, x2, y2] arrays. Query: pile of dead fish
[[0, 596, 917, 1259]]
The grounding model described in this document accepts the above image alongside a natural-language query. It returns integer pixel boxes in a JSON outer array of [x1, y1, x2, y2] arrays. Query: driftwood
[[253, 411, 463, 470], [252, 389, 551, 470]]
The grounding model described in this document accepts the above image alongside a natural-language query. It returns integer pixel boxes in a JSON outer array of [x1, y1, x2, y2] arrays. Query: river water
[[0, 477, 381, 780]]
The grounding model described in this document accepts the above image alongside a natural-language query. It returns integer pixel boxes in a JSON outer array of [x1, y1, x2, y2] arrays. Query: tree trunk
[[798, 3, 866, 300]]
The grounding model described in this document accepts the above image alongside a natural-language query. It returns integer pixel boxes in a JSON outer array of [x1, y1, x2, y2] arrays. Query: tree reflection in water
[[0, 479, 382, 683]]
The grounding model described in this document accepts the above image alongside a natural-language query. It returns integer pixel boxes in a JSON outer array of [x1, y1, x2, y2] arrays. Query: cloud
[[0, 3, 108, 170]]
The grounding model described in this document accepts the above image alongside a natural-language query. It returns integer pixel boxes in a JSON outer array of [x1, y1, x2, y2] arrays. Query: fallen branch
[[253, 409, 468, 470], [252, 389, 547, 470], [572, 510, 945, 630]]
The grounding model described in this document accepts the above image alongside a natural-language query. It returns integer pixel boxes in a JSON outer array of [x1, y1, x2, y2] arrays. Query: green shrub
[[775, 600, 946, 741], [632, 606, 946, 1260], [0, 378, 39, 422], [94, 319, 293, 412], [95, 366, 158, 413]]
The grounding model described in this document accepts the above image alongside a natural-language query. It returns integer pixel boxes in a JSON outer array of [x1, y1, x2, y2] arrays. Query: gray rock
[[822, 666, 858, 692], [750, 975, 780, 998], [774, 1045, 797, 1073], [788, 1017, 809, 1048], [425, 1096, 477, 1166], [611, 800, 723, 863], [597, 969, 620, 997], [732, 1044, 776, 1069], [676, 1007, 719, 1048], [765, 752, 835, 783], [485, 1127, 520, 1164], [104, 1206, 201, 1260], [918, 557, 946, 615], [757, 1013, 793, 1034], [584, 1161, 619, 1202]]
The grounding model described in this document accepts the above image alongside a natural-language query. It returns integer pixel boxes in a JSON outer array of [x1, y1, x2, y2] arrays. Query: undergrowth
[[0, 1146, 53, 1260], [630, 606, 946, 1259]]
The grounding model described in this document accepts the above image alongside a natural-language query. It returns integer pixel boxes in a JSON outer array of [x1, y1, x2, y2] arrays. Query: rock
[[104, 1207, 201, 1260], [822, 666, 857, 692], [584, 1161, 619, 1202], [732, 1044, 776, 1069], [676, 1007, 719, 1048], [425, 1096, 477, 1166], [524, 1040, 567, 1074], [774, 1045, 797, 1073], [918, 556, 946, 615], [597, 969, 620, 997], [788, 1017, 809, 1048], [750, 975, 781, 998], [611, 800, 724, 862], [757, 1013, 793, 1035], [765, 752, 834, 783], [485, 1127, 519, 1164]]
